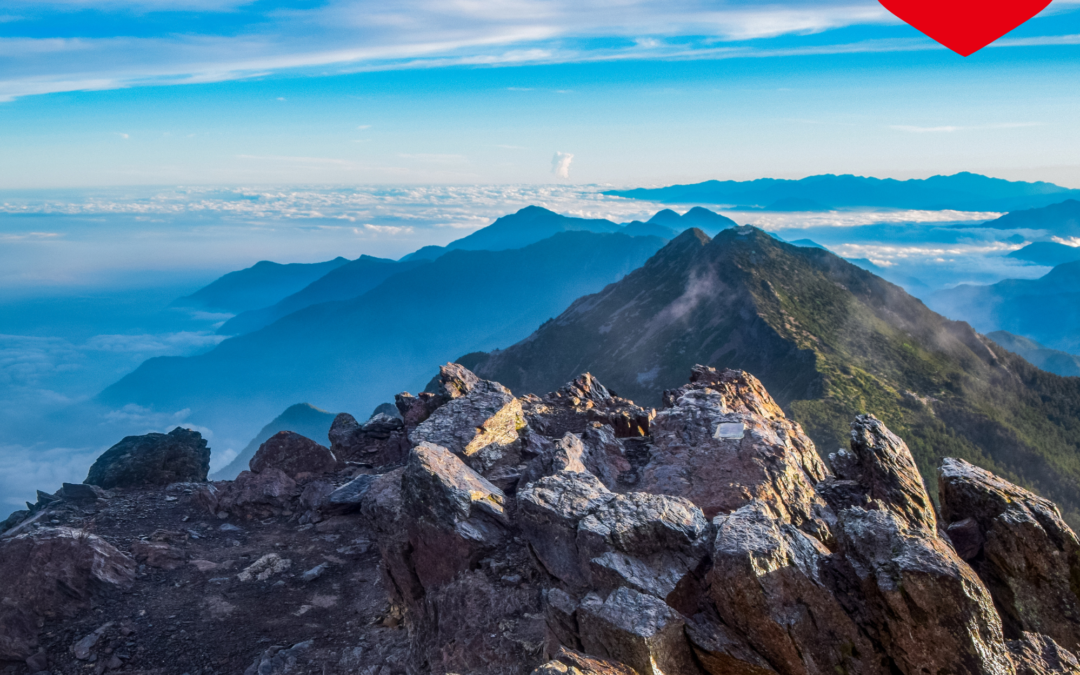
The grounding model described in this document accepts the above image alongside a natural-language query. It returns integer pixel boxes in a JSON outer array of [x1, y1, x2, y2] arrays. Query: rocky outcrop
[[820, 414, 937, 532], [85, 427, 210, 489], [328, 412, 409, 466], [519, 374, 655, 440], [645, 367, 830, 532], [249, 430, 337, 478], [12, 362, 1080, 675], [939, 457, 1080, 651], [1008, 633, 1080, 674], [0, 527, 135, 660]]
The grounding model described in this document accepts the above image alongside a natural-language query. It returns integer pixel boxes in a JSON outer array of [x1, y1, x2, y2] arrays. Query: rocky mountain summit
[[4, 363, 1080, 674]]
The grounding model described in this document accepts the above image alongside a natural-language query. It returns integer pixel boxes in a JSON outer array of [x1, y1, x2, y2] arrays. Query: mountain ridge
[[466, 225, 1080, 524], [605, 172, 1080, 211]]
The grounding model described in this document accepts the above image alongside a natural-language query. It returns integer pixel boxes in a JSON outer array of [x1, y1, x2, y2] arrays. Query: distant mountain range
[[99, 231, 666, 450], [928, 260, 1080, 354], [605, 172, 1080, 211], [464, 226, 1080, 524], [218, 255, 427, 335], [1008, 241, 1080, 267], [174, 257, 350, 314], [987, 331, 1080, 377], [979, 199, 1080, 237], [215, 206, 738, 336]]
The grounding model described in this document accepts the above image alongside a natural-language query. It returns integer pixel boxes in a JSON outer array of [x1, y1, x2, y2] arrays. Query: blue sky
[[2, 0, 1080, 187]]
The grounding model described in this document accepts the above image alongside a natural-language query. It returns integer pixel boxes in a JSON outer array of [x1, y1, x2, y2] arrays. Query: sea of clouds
[[0, 183, 1059, 510]]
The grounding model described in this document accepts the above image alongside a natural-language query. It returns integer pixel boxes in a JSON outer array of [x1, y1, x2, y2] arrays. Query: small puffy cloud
[[551, 151, 573, 180]]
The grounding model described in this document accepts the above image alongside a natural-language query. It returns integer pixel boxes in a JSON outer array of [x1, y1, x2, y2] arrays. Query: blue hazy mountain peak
[[400, 205, 622, 262], [173, 256, 350, 314], [1008, 242, 1080, 267]]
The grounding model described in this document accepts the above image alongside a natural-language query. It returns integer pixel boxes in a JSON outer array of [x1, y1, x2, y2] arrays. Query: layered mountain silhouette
[[213, 206, 737, 335], [174, 257, 350, 313], [218, 255, 427, 335], [929, 260, 1080, 354], [988, 331, 1080, 377], [632, 206, 738, 236], [1008, 241, 1080, 266], [400, 206, 622, 261], [606, 172, 1080, 211], [212, 403, 338, 480], [981, 199, 1080, 237], [99, 231, 665, 450], [464, 226, 1080, 523]]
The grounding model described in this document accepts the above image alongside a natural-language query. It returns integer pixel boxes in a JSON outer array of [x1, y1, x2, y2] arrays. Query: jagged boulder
[[0, 527, 135, 660], [820, 414, 937, 532], [519, 471, 616, 590], [203, 468, 299, 519], [577, 587, 702, 675], [249, 430, 337, 479], [395, 362, 482, 430], [327, 412, 409, 466], [85, 427, 210, 489], [399, 442, 509, 588], [410, 375, 525, 473], [520, 374, 655, 439], [939, 457, 1080, 650], [706, 501, 884, 675], [833, 507, 1014, 674], [1008, 632, 1080, 674], [644, 367, 830, 533]]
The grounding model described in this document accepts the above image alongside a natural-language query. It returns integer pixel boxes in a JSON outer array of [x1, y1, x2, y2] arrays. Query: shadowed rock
[[327, 412, 409, 467], [1008, 632, 1080, 674], [0, 528, 135, 660], [833, 506, 1014, 675], [250, 431, 337, 479], [939, 457, 1080, 651], [821, 414, 937, 532], [86, 427, 210, 489], [706, 501, 884, 675], [577, 587, 703, 675]]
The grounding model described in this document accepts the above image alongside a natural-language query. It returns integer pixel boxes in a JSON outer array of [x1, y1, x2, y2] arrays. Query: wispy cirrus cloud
[[890, 123, 1042, 133], [0, 0, 916, 102]]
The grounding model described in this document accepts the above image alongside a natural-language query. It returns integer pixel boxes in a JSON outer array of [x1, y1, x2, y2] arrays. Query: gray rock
[[300, 563, 327, 582], [59, 483, 106, 503], [939, 457, 1080, 651], [399, 443, 509, 588], [519, 471, 615, 590], [644, 368, 830, 537], [410, 375, 524, 469], [577, 587, 702, 675], [85, 428, 210, 489], [324, 474, 379, 514]]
